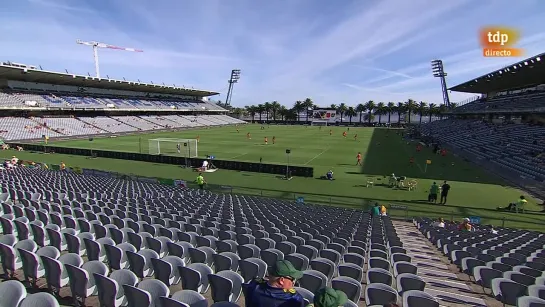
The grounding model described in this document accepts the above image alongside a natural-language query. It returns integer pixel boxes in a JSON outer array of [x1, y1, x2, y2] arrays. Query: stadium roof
[[0, 64, 219, 97], [449, 52, 545, 94]]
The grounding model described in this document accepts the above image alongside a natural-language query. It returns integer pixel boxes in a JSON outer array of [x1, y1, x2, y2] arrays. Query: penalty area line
[[304, 146, 330, 165]]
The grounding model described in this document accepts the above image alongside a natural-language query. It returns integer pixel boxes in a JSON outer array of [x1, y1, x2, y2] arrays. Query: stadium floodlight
[[431, 60, 451, 107], [225, 69, 241, 107], [76, 39, 143, 79]]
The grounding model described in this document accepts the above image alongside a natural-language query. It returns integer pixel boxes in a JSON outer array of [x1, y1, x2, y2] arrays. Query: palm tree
[[417, 101, 427, 124], [337, 103, 348, 123], [286, 108, 298, 121], [405, 99, 416, 124], [355, 103, 365, 123], [293, 101, 304, 122], [256, 104, 264, 122], [376, 102, 386, 124], [386, 102, 395, 123], [263, 102, 271, 121], [245, 105, 257, 122], [396, 102, 405, 123], [438, 104, 447, 119], [364, 100, 375, 124], [428, 103, 438, 122], [303, 98, 313, 122], [330, 104, 337, 109], [271, 101, 280, 120], [346, 107, 357, 123], [450, 102, 458, 109]]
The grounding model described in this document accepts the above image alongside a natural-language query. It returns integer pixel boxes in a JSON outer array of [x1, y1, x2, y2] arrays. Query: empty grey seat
[[19, 292, 60, 307], [179, 263, 213, 294], [138, 279, 170, 307], [161, 289, 208, 307], [365, 283, 398, 306], [396, 273, 426, 294], [310, 257, 336, 280], [299, 270, 327, 294], [95, 269, 138, 307], [0, 280, 27, 307], [338, 263, 363, 282], [517, 296, 545, 307], [529, 285, 545, 300], [491, 277, 528, 306], [367, 268, 393, 286], [474, 266, 502, 292], [294, 287, 314, 305], [208, 270, 244, 303], [402, 290, 439, 307], [213, 252, 240, 272], [239, 258, 267, 283]]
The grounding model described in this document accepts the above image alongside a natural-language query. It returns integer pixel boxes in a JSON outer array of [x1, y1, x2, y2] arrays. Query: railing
[[183, 181, 544, 232]]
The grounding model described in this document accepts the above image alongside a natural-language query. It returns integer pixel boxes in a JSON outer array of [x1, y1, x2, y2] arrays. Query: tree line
[[216, 99, 456, 124]]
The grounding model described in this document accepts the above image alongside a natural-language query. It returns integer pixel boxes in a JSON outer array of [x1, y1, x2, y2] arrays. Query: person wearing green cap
[[244, 260, 305, 307], [306, 287, 348, 307]]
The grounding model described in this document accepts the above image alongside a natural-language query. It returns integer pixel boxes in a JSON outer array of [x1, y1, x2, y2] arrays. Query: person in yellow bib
[[196, 173, 206, 192]]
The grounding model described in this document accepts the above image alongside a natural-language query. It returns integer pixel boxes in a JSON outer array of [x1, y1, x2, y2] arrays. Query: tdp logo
[[480, 27, 523, 57]]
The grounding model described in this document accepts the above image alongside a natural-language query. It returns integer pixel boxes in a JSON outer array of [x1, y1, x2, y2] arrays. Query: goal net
[[311, 120, 329, 126], [148, 138, 198, 157]]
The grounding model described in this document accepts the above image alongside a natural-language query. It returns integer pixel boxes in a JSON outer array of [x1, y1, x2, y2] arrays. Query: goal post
[[311, 120, 329, 126], [148, 138, 198, 157]]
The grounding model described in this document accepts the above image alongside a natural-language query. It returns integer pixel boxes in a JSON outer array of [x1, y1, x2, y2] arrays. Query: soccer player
[[342, 131, 347, 138], [264, 137, 268, 145], [416, 144, 422, 152], [272, 136, 276, 144], [177, 143, 181, 153], [237, 128, 240, 133], [329, 129, 333, 136], [356, 152, 362, 166], [196, 135, 200, 143], [354, 134, 358, 141], [409, 156, 415, 166], [247, 132, 251, 140]]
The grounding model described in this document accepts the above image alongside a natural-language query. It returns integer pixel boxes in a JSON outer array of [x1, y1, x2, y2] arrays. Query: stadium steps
[[393, 222, 489, 307], [75, 117, 109, 133], [108, 116, 145, 130]]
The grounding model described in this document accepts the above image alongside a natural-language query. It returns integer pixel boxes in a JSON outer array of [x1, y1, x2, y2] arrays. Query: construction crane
[[76, 39, 143, 79]]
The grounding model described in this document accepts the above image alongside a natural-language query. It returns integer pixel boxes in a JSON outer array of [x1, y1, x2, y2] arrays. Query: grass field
[[5, 124, 545, 231]]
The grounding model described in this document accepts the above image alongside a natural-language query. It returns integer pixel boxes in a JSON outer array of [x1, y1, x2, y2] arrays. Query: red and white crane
[[76, 39, 143, 79]]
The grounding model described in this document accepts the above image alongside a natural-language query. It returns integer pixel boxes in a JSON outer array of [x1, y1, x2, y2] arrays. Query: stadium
[[2, 43, 545, 307]]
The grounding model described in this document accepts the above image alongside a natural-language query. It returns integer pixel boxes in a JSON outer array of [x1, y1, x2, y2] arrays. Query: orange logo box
[[479, 27, 523, 57]]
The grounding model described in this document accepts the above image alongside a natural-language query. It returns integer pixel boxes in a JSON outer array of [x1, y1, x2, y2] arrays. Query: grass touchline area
[[5, 124, 543, 231]]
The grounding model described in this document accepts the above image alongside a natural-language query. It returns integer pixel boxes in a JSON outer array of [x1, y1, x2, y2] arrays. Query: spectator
[[307, 287, 347, 307], [498, 195, 527, 212], [244, 260, 305, 307], [458, 218, 472, 232], [428, 182, 439, 203], [380, 204, 387, 216], [370, 203, 380, 217], [433, 218, 445, 228], [440, 181, 451, 204]]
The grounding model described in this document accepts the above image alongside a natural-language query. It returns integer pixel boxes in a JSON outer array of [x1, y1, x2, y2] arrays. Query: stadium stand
[[0, 166, 502, 306], [416, 217, 545, 307], [420, 119, 545, 180], [420, 53, 545, 199], [0, 63, 246, 142]]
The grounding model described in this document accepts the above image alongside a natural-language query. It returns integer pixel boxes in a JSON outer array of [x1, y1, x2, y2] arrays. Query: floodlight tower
[[225, 69, 241, 107], [431, 60, 451, 107], [76, 39, 143, 79]]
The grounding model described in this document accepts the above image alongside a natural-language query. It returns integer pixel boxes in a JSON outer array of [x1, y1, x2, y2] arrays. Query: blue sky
[[1, 0, 545, 107]]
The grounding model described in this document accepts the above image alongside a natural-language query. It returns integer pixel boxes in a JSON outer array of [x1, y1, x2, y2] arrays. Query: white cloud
[[1, 0, 545, 107]]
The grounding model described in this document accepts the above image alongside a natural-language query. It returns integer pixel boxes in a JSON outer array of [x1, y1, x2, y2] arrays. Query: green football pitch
[[4, 124, 545, 231]]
